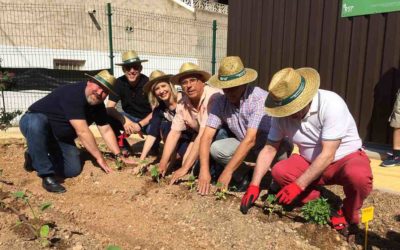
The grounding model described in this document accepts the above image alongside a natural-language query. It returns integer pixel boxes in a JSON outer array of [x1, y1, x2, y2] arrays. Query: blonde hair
[[148, 81, 178, 109]]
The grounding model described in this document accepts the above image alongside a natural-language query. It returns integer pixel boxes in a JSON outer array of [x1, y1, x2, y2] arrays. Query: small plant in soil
[[106, 245, 122, 250], [301, 198, 331, 225], [13, 191, 53, 246], [263, 194, 286, 215], [114, 157, 126, 170], [136, 159, 150, 176], [215, 182, 227, 200], [186, 175, 196, 191], [150, 164, 160, 183]]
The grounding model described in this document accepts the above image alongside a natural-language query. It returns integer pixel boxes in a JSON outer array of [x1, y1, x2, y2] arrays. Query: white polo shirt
[[268, 89, 362, 162]]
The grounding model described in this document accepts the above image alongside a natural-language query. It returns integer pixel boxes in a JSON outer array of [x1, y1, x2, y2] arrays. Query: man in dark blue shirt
[[106, 50, 154, 155], [19, 70, 133, 193]]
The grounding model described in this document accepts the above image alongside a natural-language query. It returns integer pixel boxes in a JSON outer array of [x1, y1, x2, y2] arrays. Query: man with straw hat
[[158, 62, 224, 181], [240, 67, 372, 237], [107, 50, 153, 155], [20, 70, 135, 193], [197, 56, 291, 195]]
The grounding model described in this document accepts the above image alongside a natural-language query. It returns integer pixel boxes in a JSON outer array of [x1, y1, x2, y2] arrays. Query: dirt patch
[[0, 138, 400, 249]]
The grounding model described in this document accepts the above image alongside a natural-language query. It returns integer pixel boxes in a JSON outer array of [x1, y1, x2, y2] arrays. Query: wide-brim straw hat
[[265, 67, 320, 117], [144, 70, 173, 94], [170, 62, 211, 85], [115, 50, 148, 66], [85, 70, 117, 96], [208, 56, 258, 89]]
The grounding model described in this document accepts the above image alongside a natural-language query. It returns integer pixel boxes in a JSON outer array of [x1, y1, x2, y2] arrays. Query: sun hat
[[115, 50, 148, 66], [85, 70, 117, 96], [144, 70, 173, 94], [208, 56, 258, 89], [264, 67, 320, 117], [170, 62, 211, 85]]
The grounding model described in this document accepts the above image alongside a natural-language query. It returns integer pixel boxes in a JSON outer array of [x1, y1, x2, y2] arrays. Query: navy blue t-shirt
[[148, 102, 176, 138], [108, 74, 152, 119], [29, 82, 108, 141]]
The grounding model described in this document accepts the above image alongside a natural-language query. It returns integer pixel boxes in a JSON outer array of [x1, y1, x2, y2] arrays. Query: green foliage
[[186, 175, 196, 191], [301, 198, 331, 225], [114, 157, 126, 170], [0, 109, 22, 131], [39, 224, 50, 247], [215, 182, 227, 200], [150, 165, 160, 183], [264, 194, 286, 215], [106, 245, 122, 250], [40, 202, 52, 212]]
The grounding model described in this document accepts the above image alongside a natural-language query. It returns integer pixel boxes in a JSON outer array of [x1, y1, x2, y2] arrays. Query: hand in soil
[[169, 167, 190, 185], [97, 158, 113, 174], [216, 170, 232, 190], [120, 156, 136, 165], [197, 170, 211, 195]]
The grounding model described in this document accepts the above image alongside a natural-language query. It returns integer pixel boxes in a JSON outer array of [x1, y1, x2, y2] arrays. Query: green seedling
[[150, 165, 160, 183], [114, 157, 126, 170], [106, 245, 122, 250], [215, 182, 227, 200], [13, 191, 53, 245], [301, 198, 331, 225], [186, 175, 196, 191], [136, 159, 150, 176], [264, 194, 286, 215]]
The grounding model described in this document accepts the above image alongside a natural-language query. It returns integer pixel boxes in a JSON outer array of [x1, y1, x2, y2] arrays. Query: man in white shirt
[[240, 67, 372, 236]]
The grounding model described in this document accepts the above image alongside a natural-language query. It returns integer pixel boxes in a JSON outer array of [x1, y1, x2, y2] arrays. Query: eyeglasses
[[123, 64, 141, 71]]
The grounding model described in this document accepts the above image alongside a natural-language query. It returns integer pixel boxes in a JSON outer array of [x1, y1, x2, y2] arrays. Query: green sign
[[341, 0, 400, 17]]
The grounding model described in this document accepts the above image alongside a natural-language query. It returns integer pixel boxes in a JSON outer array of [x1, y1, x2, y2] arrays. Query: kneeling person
[[19, 70, 134, 193]]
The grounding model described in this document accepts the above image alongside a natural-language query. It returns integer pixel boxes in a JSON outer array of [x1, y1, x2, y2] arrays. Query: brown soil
[[1, 138, 400, 250]]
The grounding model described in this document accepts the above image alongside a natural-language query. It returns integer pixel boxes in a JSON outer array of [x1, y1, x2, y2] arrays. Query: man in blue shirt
[[19, 70, 133, 193]]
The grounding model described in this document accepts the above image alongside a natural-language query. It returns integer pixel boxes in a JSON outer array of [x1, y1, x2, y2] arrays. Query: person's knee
[[64, 165, 82, 178], [210, 140, 230, 161], [343, 166, 373, 193], [271, 163, 286, 183]]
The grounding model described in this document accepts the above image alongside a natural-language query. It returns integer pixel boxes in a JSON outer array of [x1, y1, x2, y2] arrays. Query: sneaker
[[23, 151, 35, 172], [381, 155, 400, 167]]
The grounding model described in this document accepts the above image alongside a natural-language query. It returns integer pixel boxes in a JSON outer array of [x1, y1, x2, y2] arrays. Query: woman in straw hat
[[240, 67, 372, 237], [19, 70, 135, 193], [135, 70, 191, 171]]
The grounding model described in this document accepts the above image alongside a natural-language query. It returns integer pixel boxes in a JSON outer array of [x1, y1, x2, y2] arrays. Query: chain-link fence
[[0, 3, 227, 123]]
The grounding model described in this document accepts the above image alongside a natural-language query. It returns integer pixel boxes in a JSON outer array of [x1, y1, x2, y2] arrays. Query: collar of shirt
[[238, 85, 251, 107], [302, 90, 319, 120]]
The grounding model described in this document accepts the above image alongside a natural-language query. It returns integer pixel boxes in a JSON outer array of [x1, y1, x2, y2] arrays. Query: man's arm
[[180, 126, 205, 172], [159, 129, 181, 176], [217, 128, 258, 189], [295, 139, 340, 189], [70, 119, 113, 173], [250, 141, 280, 186], [139, 112, 152, 128]]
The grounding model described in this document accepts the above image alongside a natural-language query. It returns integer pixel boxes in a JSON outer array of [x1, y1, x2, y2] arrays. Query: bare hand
[[120, 156, 136, 165], [170, 167, 189, 185], [198, 170, 211, 195], [159, 161, 168, 177], [123, 119, 141, 135], [97, 158, 113, 174], [217, 170, 232, 190]]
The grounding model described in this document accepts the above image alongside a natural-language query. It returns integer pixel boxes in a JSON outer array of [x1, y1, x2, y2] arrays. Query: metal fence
[[0, 3, 228, 123]]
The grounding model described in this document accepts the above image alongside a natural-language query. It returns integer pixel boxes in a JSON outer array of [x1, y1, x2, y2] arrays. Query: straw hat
[[170, 62, 211, 85], [264, 67, 320, 117], [144, 70, 173, 94], [85, 70, 117, 96], [208, 56, 258, 89], [116, 50, 148, 66]]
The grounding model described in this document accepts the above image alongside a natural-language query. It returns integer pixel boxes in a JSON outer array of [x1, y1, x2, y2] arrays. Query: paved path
[[1, 127, 399, 193]]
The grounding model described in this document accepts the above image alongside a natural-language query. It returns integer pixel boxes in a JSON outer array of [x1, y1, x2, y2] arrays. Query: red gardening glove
[[276, 182, 303, 205], [118, 132, 127, 147], [240, 185, 260, 214]]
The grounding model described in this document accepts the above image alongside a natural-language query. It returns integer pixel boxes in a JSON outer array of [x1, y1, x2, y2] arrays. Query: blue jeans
[[19, 112, 82, 178]]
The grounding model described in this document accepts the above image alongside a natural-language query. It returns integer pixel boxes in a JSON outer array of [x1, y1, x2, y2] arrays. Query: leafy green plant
[[13, 191, 53, 245], [150, 165, 160, 183], [114, 157, 126, 170], [301, 198, 331, 225], [0, 108, 22, 131], [264, 194, 286, 215], [215, 182, 227, 200], [186, 175, 196, 191]]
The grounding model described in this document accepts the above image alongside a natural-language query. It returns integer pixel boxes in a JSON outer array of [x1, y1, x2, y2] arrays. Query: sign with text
[[342, 0, 400, 17]]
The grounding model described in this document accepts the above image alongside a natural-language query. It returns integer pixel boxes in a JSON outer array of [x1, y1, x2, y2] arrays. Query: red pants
[[271, 150, 373, 224]]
